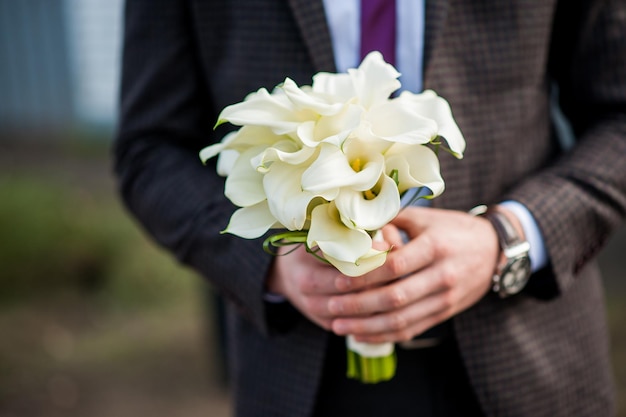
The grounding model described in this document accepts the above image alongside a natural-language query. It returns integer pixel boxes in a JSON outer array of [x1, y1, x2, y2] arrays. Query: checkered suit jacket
[[115, 0, 626, 416]]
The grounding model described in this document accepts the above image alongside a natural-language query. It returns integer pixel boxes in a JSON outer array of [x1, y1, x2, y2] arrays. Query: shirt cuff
[[499, 200, 548, 272]]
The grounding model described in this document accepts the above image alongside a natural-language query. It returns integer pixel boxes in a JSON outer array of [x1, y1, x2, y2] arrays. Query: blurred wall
[[0, 0, 122, 135]]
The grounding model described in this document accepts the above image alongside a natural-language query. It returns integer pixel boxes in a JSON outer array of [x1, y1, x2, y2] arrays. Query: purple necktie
[[360, 0, 397, 65]]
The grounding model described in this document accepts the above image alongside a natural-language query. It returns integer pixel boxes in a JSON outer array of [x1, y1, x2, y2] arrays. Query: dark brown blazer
[[114, 0, 626, 416]]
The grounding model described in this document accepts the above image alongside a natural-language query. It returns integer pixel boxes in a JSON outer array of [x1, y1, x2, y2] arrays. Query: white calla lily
[[223, 200, 281, 239], [312, 72, 356, 102], [348, 51, 401, 109], [224, 126, 286, 152], [324, 249, 388, 277], [307, 203, 373, 264], [200, 126, 284, 164], [223, 146, 267, 207], [199, 134, 232, 164], [398, 90, 466, 157], [365, 99, 438, 144], [302, 143, 384, 193], [263, 161, 337, 231], [343, 135, 392, 157], [251, 139, 317, 172], [296, 103, 363, 148], [385, 144, 445, 197], [204, 53, 464, 265], [216, 87, 314, 135], [335, 175, 401, 231], [216, 149, 238, 176], [282, 78, 345, 116]]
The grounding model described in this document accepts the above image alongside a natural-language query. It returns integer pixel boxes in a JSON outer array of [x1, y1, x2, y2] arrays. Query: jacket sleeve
[[113, 0, 282, 334], [506, 0, 626, 298]]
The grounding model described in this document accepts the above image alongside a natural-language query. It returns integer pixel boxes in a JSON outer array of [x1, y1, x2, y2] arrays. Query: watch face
[[501, 256, 531, 295]]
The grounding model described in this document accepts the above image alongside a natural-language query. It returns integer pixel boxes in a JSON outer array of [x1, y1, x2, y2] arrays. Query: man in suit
[[114, 1, 625, 416]]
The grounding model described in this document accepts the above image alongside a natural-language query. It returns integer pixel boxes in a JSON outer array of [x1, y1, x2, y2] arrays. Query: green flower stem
[[429, 136, 462, 159], [263, 231, 308, 254], [346, 349, 397, 384], [263, 231, 333, 264]]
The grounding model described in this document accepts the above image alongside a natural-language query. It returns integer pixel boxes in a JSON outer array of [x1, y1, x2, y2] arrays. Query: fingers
[[274, 207, 436, 296], [389, 206, 432, 236], [337, 311, 447, 344], [331, 290, 452, 343], [329, 263, 452, 315], [326, 208, 500, 342], [379, 223, 405, 248], [327, 264, 458, 341], [272, 208, 494, 338], [271, 245, 345, 295], [295, 294, 336, 330], [281, 207, 499, 341]]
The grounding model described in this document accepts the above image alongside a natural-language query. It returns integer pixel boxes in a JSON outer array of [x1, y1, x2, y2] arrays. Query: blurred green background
[[0, 1, 624, 416], [0, 140, 231, 417], [1, 1, 231, 415]]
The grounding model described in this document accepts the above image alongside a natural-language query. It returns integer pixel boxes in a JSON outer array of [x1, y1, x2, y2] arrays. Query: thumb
[[379, 223, 405, 248], [390, 206, 432, 237]]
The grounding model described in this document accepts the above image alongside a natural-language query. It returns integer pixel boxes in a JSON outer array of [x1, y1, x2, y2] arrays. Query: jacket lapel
[[287, 0, 337, 73]]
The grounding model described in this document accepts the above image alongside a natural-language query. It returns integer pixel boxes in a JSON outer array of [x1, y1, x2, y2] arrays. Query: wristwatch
[[471, 205, 532, 298]]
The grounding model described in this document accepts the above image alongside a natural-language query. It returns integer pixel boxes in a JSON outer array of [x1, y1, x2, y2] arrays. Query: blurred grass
[[0, 140, 231, 417], [0, 140, 623, 417], [0, 176, 185, 308], [0, 140, 199, 310]]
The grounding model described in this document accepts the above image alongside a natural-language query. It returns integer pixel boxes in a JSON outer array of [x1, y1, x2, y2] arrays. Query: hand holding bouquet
[[201, 52, 465, 383]]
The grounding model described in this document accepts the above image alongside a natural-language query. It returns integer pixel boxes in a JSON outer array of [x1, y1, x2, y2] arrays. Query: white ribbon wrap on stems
[[347, 335, 394, 357]]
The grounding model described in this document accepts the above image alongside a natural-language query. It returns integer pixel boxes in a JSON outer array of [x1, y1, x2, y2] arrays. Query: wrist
[[470, 204, 532, 297], [498, 200, 549, 272]]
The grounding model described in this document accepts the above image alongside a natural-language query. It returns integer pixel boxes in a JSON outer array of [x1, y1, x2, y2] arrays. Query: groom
[[114, 1, 625, 416]]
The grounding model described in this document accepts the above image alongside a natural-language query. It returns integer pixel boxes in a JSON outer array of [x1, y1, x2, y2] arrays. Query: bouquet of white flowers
[[201, 51, 465, 383]]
